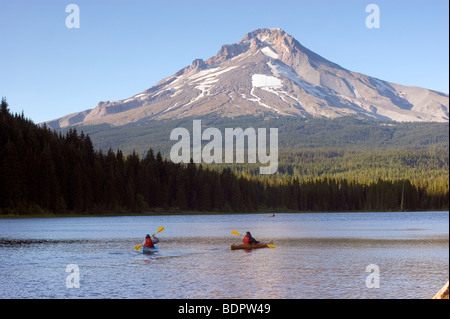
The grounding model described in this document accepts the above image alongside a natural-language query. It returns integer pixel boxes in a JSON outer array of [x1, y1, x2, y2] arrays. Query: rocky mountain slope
[[46, 28, 449, 128]]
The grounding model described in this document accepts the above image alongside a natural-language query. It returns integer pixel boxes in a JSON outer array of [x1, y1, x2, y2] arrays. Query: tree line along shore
[[1, 99, 448, 216]]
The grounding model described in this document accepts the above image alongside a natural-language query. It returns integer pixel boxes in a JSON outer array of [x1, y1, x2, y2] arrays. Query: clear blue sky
[[1, 0, 448, 124]]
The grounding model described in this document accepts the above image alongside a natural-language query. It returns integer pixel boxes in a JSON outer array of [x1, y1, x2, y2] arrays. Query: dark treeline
[[1, 99, 448, 215]]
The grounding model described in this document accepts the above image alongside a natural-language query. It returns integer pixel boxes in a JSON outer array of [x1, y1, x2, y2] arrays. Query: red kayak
[[230, 241, 274, 250]]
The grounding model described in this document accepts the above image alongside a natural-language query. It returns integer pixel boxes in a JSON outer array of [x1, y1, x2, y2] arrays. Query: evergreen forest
[[1, 98, 448, 215]]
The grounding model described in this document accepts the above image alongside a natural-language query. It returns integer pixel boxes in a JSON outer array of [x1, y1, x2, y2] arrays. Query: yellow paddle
[[135, 226, 165, 251], [231, 229, 243, 236], [152, 226, 165, 237], [231, 230, 276, 248]]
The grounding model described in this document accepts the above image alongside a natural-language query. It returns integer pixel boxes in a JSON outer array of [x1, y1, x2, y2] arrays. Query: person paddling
[[243, 231, 260, 245], [144, 233, 160, 248]]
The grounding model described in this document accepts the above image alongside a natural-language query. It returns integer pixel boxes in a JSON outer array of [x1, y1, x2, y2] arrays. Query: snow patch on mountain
[[266, 61, 326, 98], [261, 46, 278, 59], [252, 74, 282, 88], [248, 87, 280, 113]]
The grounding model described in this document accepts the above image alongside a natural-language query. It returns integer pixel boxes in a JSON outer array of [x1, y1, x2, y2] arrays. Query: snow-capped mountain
[[46, 28, 449, 128]]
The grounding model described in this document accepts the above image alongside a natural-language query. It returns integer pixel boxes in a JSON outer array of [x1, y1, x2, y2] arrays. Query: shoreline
[[1, 209, 448, 219]]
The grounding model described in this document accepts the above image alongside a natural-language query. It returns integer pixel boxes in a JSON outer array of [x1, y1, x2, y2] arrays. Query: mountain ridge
[[45, 28, 449, 128]]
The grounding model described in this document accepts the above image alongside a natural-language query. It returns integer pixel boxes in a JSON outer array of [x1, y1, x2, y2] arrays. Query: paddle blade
[[135, 244, 142, 251], [267, 244, 276, 248], [151, 226, 165, 237], [231, 230, 242, 236]]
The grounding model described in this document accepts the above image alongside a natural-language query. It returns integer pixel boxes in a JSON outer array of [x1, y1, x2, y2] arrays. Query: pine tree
[[1, 97, 9, 115], [0, 141, 22, 209]]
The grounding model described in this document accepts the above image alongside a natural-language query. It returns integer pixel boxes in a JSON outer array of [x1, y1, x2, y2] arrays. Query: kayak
[[230, 242, 273, 250], [139, 245, 158, 254]]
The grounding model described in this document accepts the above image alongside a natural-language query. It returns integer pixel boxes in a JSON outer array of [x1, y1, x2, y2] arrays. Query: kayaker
[[144, 234, 160, 248], [243, 231, 260, 245]]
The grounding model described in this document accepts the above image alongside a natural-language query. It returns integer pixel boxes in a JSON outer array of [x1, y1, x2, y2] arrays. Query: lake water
[[0, 211, 448, 299]]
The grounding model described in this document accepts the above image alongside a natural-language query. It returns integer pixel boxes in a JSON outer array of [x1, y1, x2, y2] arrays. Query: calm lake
[[0, 211, 448, 299]]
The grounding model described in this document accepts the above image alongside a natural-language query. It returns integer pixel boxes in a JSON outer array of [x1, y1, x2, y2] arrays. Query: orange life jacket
[[145, 237, 154, 248], [243, 235, 250, 244]]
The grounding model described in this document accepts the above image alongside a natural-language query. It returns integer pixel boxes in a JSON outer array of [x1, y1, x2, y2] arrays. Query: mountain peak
[[242, 28, 295, 50], [244, 28, 287, 40], [44, 29, 449, 128], [238, 28, 339, 71], [205, 28, 300, 66]]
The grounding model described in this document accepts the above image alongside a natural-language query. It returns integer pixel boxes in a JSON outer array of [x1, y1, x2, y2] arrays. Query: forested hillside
[[1, 99, 448, 215], [69, 115, 450, 155]]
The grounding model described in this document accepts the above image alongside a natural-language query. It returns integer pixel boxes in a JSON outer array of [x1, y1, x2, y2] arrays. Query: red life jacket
[[145, 237, 154, 248], [243, 235, 250, 244]]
